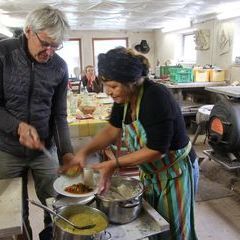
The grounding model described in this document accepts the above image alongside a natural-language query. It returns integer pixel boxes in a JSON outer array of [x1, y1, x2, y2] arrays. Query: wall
[[193, 20, 215, 66], [154, 30, 182, 66], [154, 18, 239, 80], [68, 18, 239, 81], [69, 30, 155, 73]]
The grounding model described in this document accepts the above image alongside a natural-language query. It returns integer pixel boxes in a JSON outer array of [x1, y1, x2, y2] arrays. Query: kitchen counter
[[159, 81, 227, 116], [107, 200, 169, 239], [162, 81, 226, 89], [0, 177, 23, 238], [47, 198, 169, 239], [205, 86, 240, 98]]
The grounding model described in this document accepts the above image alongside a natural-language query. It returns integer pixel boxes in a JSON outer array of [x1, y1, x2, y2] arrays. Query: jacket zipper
[[28, 62, 35, 123], [25, 62, 35, 156]]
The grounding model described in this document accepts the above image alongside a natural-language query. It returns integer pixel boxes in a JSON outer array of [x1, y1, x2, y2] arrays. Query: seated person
[[81, 65, 103, 93]]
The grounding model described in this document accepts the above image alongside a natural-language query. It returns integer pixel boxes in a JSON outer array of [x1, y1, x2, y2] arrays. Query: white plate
[[53, 174, 98, 198]]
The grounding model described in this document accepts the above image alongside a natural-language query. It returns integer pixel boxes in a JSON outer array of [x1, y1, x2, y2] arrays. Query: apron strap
[[147, 141, 192, 174], [123, 85, 144, 121]]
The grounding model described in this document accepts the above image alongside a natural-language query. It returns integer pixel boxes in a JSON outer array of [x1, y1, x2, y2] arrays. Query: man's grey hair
[[23, 5, 70, 44]]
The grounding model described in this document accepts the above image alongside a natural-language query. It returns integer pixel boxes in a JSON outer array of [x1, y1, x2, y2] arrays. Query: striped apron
[[122, 87, 198, 240]]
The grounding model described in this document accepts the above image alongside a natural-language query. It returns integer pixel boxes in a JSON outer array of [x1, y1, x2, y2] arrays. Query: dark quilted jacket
[[0, 35, 73, 158]]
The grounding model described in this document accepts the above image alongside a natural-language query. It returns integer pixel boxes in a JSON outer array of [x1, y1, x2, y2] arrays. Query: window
[[57, 39, 82, 79], [182, 33, 196, 63], [93, 38, 128, 71]]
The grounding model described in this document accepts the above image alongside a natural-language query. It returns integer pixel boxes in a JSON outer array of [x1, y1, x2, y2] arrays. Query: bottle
[[83, 86, 88, 94], [67, 89, 72, 115], [68, 90, 78, 115], [79, 80, 85, 93]]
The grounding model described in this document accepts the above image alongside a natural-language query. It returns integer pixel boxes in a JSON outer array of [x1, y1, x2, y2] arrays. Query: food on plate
[[65, 166, 81, 177], [64, 182, 93, 194]]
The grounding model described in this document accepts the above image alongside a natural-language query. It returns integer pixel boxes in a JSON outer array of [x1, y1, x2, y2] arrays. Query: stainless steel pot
[[95, 176, 144, 224], [53, 204, 111, 240]]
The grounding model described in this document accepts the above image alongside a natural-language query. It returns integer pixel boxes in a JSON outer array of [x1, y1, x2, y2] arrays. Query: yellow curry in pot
[[55, 209, 108, 235]]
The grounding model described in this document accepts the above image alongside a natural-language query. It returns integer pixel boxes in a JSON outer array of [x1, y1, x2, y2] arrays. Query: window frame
[[92, 38, 128, 67], [182, 33, 196, 63], [57, 38, 82, 78]]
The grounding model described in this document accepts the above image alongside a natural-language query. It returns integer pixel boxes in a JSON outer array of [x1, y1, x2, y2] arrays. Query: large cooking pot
[[53, 204, 111, 240], [95, 176, 144, 224]]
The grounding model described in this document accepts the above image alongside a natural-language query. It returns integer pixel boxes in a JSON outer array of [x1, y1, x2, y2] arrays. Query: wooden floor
[[27, 135, 240, 240]]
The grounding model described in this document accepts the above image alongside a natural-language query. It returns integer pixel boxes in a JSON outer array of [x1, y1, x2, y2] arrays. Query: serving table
[[69, 119, 109, 138], [67, 93, 112, 138], [0, 177, 23, 239]]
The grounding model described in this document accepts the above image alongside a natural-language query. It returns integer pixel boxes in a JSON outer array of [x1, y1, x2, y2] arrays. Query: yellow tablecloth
[[68, 93, 112, 137], [69, 119, 108, 137]]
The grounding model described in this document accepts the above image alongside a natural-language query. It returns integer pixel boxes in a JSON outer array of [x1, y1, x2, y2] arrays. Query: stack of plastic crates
[[169, 68, 193, 83], [160, 65, 182, 79]]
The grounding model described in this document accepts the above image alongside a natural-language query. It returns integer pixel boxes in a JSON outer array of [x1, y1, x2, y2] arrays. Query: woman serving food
[[61, 47, 198, 240]]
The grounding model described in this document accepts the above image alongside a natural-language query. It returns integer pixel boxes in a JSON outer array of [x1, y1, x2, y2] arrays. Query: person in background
[[0, 5, 74, 239], [61, 47, 199, 240], [81, 65, 103, 93]]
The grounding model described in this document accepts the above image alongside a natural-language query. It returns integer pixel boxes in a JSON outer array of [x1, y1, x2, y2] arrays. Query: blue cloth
[[192, 158, 200, 195]]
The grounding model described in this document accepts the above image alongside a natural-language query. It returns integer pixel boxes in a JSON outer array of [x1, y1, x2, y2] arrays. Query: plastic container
[[170, 68, 193, 83], [194, 69, 210, 82], [209, 69, 225, 82], [160, 65, 182, 78]]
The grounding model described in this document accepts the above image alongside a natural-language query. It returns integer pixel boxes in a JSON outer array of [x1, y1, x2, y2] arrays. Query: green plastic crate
[[170, 68, 193, 83], [160, 65, 182, 77]]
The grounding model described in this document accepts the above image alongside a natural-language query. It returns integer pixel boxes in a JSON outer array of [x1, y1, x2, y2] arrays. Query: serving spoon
[[28, 199, 96, 230]]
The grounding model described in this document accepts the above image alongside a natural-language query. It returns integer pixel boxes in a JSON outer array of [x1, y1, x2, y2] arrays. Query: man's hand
[[18, 122, 42, 149]]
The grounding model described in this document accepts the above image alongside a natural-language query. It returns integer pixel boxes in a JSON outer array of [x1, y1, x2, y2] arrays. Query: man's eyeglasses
[[35, 32, 63, 51]]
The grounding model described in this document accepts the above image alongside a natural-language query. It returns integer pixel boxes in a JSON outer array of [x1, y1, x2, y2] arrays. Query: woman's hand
[[91, 160, 116, 194], [59, 150, 87, 176], [18, 122, 42, 149]]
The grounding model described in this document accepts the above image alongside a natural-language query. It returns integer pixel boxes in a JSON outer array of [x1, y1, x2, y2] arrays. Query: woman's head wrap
[[98, 47, 149, 84]]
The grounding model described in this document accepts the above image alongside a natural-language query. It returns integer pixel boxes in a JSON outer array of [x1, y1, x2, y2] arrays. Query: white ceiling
[[0, 0, 240, 32]]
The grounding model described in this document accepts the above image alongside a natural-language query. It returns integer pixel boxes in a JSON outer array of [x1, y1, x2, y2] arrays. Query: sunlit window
[[182, 34, 196, 63], [93, 38, 128, 71], [57, 39, 82, 79]]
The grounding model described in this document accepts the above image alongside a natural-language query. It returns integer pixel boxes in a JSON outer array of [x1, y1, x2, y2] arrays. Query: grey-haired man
[[0, 5, 74, 239]]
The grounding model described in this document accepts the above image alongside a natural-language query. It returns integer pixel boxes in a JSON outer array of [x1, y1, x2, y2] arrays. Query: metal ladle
[[28, 199, 96, 230]]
